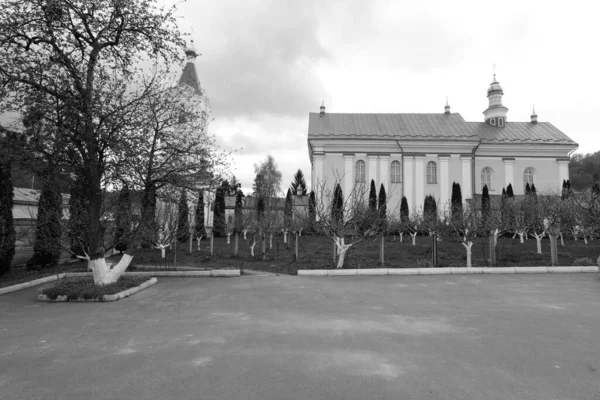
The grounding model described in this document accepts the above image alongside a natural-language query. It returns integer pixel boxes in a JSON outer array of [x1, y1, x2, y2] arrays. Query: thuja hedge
[[41, 276, 149, 301]]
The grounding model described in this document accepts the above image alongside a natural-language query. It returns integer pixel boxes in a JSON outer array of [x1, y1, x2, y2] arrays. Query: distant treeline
[[570, 152, 600, 190]]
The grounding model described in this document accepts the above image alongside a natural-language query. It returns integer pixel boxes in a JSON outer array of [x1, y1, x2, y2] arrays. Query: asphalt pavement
[[1, 273, 600, 400]]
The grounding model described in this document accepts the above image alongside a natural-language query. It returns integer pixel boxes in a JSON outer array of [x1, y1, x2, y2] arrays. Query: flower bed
[[39, 276, 153, 301]]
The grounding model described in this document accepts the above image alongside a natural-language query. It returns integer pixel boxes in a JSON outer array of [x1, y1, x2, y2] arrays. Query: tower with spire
[[483, 74, 508, 127], [178, 40, 203, 96]]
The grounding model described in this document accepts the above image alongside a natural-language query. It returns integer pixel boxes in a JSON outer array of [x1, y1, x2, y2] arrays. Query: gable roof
[[308, 113, 479, 141], [468, 122, 576, 144], [308, 112, 577, 145]]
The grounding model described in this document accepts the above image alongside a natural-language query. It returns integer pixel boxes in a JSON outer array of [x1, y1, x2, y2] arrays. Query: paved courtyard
[[1, 273, 600, 400]]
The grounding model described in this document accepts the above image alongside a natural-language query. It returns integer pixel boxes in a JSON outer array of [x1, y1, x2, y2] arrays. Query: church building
[[307, 75, 578, 214]]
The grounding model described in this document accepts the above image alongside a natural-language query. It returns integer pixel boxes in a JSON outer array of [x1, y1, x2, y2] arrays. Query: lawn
[[3, 233, 598, 286]]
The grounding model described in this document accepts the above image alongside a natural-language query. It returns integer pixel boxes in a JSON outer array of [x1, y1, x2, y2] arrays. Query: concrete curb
[[0, 273, 66, 296], [37, 277, 158, 302], [297, 266, 600, 276], [242, 269, 279, 276], [1, 269, 240, 296]]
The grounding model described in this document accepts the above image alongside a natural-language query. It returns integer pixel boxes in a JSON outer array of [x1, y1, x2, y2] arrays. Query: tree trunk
[[243, 230, 247, 240], [411, 232, 417, 246], [400, 232, 403, 242], [210, 234, 214, 256], [261, 234, 266, 260], [250, 241, 256, 257], [534, 234, 543, 254], [335, 238, 352, 268], [489, 230, 498, 267], [160, 247, 166, 258], [269, 234, 273, 249], [584, 236, 588, 244], [518, 232, 524, 244], [227, 234, 231, 244], [283, 231, 287, 243], [197, 236, 202, 251], [549, 233, 558, 266], [189, 234, 193, 254], [333, 238, 337, 263], [560, 232, 564, 246], [89, 254, 133, 286], [462, 241, 473, 268]]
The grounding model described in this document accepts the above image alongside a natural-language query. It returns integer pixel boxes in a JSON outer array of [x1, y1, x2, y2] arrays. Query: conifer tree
[[506, 183, 514, 198], [234, 190, 244, 233], [114, 183, 132, 253], [176, 190, 189, 242], [530, 183, 537, 196], [214, 186, 226, 237], [368, 179, 377, 211], [525, 182, 531, 194], [378, 184, 387, 219], [0, 160, 15, 276], [332, 183, 344, 225], [284, 188, 293, 227], [451, 182, 463, 223], [194, 191, 206, 239], [561, 180, 568, 200], [482, 184, 490, 224], [28, 178, 63, 269], [308, 190, 316, 227], [400, 196, 409, 223], [290, 169, 308, 195], [257, 197, 265, 223]]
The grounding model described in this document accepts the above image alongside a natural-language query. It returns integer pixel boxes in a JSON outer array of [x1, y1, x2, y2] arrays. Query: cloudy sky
[[173, 0, 600, 194]]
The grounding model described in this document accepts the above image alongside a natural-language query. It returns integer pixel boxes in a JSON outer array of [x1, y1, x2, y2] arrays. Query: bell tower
[[483, 72, 508, 127]]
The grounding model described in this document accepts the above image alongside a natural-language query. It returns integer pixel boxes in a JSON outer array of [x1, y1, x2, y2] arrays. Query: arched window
[[390, 161, 401, 183], [523, 167, 535, 190], [427, 161, 437, 184], [355, 160, 365, 183], [481, 167, 493, 190]]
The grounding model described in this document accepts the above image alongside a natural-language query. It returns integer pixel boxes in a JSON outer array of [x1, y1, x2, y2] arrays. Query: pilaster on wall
[[461, 156, 472, 202], [503, 158, 515, 189], [439, 156, 450, 214], [415, 156, 425, 211], [379, 155, 389, 195], [557, 160, 570, 191], [368, 155, 378, 188], [313, 154, 324, 193], [403, 156, 414, 211], [344, 154, 354, 203]]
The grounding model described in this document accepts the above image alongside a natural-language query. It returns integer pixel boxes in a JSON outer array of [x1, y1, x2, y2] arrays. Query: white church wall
[[474, 158, 505, 195], [423, 154, 440, 208], [513, 158, 561, 195]]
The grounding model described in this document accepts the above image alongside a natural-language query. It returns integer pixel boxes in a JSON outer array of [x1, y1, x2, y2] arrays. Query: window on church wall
[[523, 167, 535, 190], [355, 160, 365, 183], [427, 161, 437, 184], [481, 167, 493, 190], [390, 161, 401, 183]]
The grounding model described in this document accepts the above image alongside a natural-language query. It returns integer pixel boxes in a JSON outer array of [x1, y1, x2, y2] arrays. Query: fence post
[[210, 234, 214, 257], [234, 233, 239, 257]]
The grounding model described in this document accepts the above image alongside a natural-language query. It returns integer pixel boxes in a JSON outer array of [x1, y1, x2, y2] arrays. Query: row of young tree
[[0, 0, 229, 284]]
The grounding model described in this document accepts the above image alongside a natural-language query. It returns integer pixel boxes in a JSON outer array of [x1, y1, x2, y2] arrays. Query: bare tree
[[439, 201, 485, 268], [295, 179, 390, 268]]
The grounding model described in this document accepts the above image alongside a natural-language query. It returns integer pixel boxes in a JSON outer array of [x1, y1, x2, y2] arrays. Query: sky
[[170, 0, 600, 195]]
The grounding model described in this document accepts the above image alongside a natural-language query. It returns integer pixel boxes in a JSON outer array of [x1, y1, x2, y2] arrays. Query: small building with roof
[[307, 75, 578, 214]]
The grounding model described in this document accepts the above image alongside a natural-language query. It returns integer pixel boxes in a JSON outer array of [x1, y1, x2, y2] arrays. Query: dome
[[487, 75, 503, 95]]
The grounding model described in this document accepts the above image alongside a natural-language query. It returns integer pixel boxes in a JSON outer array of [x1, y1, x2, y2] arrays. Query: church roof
[[308, 113, 479, 141], [308, 112, 576, 145], [178, 62, 202, 95], [468, 122, 575, 144]]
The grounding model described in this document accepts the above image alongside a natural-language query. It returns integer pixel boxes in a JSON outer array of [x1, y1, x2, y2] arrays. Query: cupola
[[483, 74, 509, 127], [444, 97, 451, 114], [531, 106, 538, 124], [319, 101, 326, 117]]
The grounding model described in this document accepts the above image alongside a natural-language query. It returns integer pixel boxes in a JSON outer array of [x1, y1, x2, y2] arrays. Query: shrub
[[41, 276, 149, 300], [447, 260, 465, 268], [572, 257, 595, 266], [414, 259, 433, 268]]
